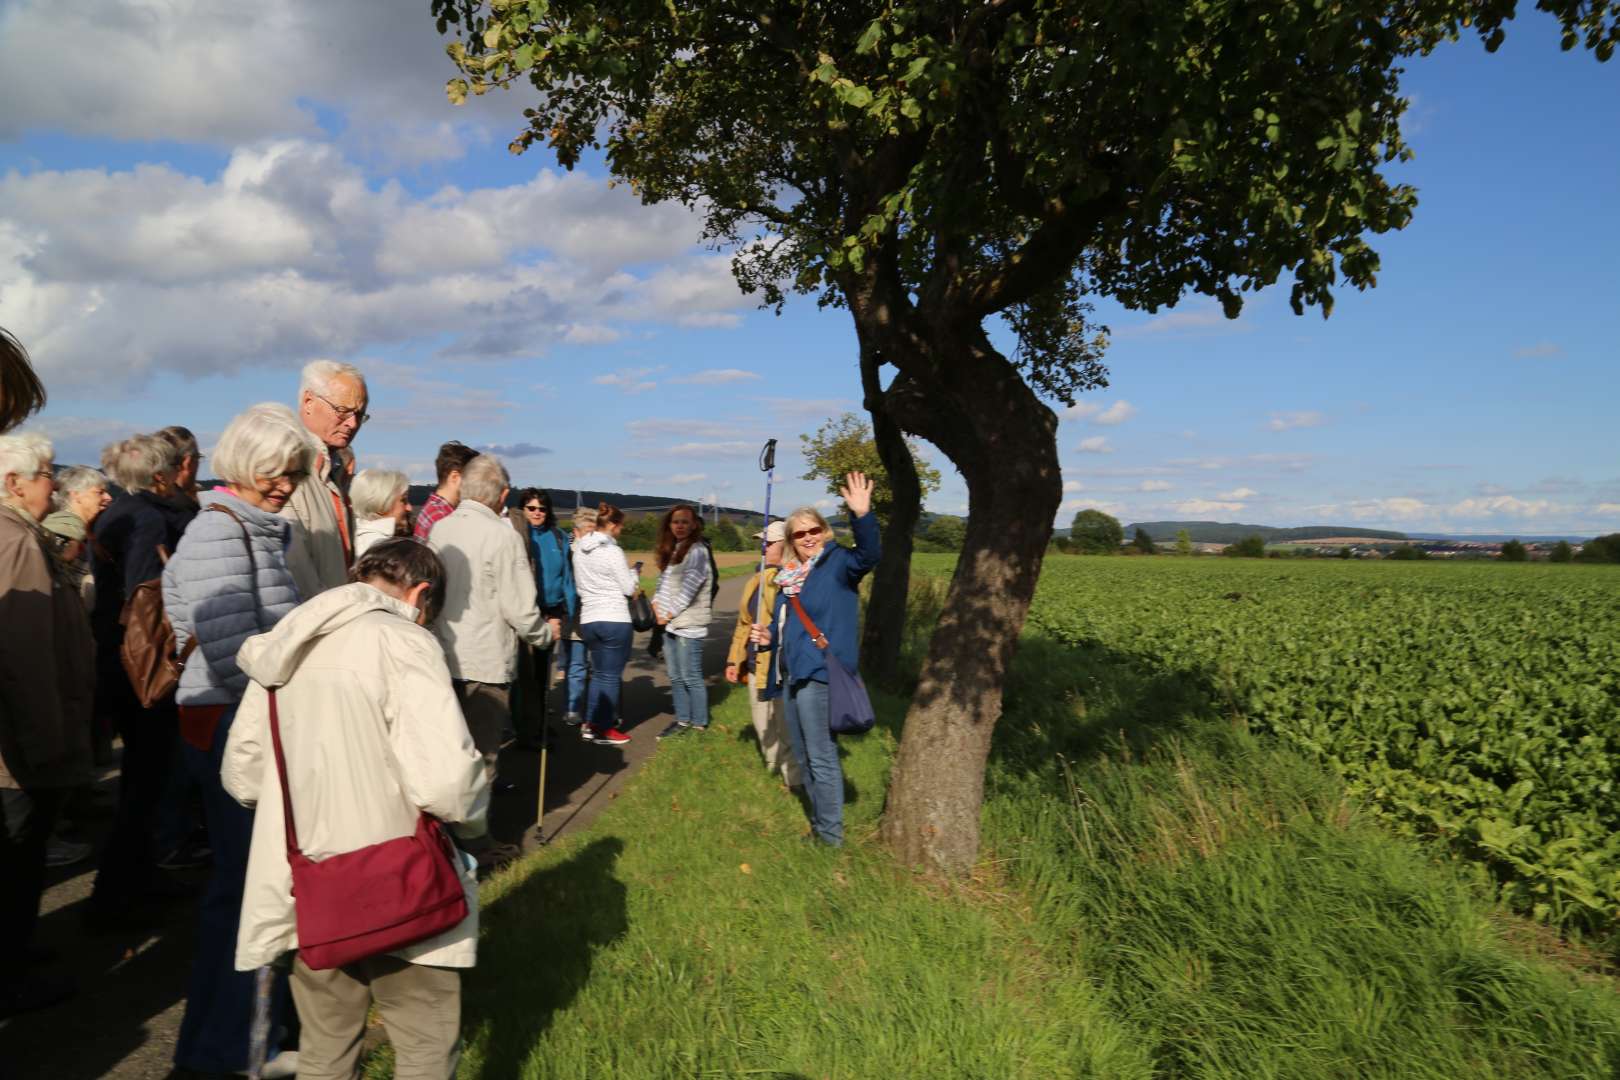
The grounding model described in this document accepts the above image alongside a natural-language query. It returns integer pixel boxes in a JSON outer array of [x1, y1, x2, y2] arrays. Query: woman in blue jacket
[[752, 472, 877, 846]]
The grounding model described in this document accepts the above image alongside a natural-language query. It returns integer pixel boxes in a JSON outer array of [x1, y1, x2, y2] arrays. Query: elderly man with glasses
[[285, 360, 369, 599]]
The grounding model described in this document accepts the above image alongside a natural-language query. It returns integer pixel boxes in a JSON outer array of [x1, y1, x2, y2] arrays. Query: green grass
[[370, 561, 1620, 1079]]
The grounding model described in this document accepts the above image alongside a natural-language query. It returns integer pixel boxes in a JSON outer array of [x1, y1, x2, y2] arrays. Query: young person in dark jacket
[[751, 472, 878, 847]]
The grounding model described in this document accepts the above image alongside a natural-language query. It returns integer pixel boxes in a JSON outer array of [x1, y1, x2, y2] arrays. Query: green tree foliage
[[1548, 540, 1574, 563], [711, 518, 747, 552], [1339, 546, 1355, 560], [924, 515, 967, 551], [1070, 509, 1123, 554], [1389, 544, 1428, 560], [1175, 529, 1195, 557], [1500, 539, 1529, 562], [1223, 535, 1267, 559], [1132, 526, 1157, 555], [1575, 533, 1620, 563], [619, 514, 658, 552], [433, 0, 1618, 875], [799, 413, 940, 526]]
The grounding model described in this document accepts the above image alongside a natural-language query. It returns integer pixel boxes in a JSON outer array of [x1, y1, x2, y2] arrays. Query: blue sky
[[2, 2, 1615, 536]]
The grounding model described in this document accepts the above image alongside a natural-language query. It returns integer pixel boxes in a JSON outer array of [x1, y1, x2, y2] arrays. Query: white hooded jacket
[[223, 582, 490, 971]]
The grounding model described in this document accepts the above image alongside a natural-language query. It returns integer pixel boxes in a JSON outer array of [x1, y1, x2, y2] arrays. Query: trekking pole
[[745, 439, 777, 678]]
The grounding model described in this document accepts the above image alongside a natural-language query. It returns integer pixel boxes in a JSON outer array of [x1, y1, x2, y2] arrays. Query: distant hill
[[1127, 520, 1409, 544]]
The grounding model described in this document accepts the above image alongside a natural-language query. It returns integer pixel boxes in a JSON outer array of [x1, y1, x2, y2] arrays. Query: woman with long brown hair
[[652, 504, 716, 739]]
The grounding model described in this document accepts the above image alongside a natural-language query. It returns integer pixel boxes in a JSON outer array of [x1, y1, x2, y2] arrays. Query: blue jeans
[[783, 678, 842, 846], [663, 633, 709, 729], [563, 637, 589, 716], [174, 705, 290, 1073], [579, 621, 633, 730]]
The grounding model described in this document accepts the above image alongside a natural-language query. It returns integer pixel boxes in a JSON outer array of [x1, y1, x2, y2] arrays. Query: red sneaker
[[592, 727, 631, 746]]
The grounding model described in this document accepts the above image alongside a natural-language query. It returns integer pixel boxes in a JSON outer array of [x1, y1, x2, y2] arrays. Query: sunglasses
[[791, 525, 824, 541], [523, 504, 546, 512]]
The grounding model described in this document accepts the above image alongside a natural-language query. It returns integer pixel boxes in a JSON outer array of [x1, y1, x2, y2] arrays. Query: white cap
[[751, 520, 788, 543]]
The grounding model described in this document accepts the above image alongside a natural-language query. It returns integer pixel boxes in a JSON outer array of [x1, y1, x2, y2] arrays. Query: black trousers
[[88, 681, 178, 914], [0, 786, 67, 963]]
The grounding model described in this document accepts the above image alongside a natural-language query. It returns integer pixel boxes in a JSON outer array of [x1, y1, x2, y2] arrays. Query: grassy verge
[[381, 571, 1620, 1078]]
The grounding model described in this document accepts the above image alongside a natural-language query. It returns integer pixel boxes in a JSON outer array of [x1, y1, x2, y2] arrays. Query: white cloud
[[593, 367, 665, 395], [1343, 497, 1432, 522], [1167, 457, 1227, 471], [1447, 495, 1564, 519], [1139, 480, 1172, 492], [1217, 487, 1259, 500], [1077, 436, 1113, 454], [1266, 410, 1326, 432], [668, 368, 761, 385], [626, 419, 745, 440], [1514, 342, 1563, 359], [667, 473, 708, 485], [1064, 402, 1101, 421], [1174, 499, 1246, 516], [0, 144, 748, 393], [1094, 401, 1137, 426], [1594, 502, 1620, 515], [1063, 480, 1084, 493], [1115, 300, 1238, 338], [661, 441, 759, 458]]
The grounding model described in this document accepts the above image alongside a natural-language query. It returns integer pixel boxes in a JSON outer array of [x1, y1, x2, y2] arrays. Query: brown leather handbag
[[119, 546, 194, 708]]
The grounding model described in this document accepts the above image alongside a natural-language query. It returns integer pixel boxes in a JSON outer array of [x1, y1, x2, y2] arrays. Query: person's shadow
[[460, 837, 629, 1076]]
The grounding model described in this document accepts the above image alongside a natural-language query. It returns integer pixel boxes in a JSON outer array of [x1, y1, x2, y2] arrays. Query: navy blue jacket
[[89, 492, 185, 649], [765, 511, 880, 694]]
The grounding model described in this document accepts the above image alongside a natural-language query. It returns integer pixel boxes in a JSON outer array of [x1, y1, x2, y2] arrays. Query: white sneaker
[[563, 711, 584, 727], [45, 837, 92, 867], [262, 1050, 300, 1078]]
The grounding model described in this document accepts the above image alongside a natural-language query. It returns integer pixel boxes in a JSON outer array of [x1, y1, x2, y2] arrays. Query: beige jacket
[[0, 504, 94, 790], [223, 583, 489, 971], [430, 501, 554, 684], [281, 442, 354, 601], [726, 567, 779, 691]]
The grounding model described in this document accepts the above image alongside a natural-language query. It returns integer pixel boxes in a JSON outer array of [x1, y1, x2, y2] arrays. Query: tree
[[1575, 533, 1620, 563], [1070, 509, 1123, 554], [1548, 540, 1574, 563], [1175, 529, 1195, 557], [801, 407, 943, 683], [1338, 546, 1355, 560], [1223, 535, 1267, 559], [1500, 539, 1528, 562], [619, 514, 658, 552], [1388, 544, 1428, 560], [711, 518, 747, 552], [925, 515, 968, 551], [1132, 526, 1157, 555], [434, 0, 1618, 876]]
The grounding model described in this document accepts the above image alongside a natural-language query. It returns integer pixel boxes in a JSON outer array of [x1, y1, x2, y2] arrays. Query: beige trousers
[[290, 954, 461, 1080], [751, 689, 802, 787]]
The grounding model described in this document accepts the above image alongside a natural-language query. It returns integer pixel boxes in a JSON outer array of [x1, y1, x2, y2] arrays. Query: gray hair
[[157, 425, 199, 466], [212, 403, 316, 488], [300, 359, 366, 400], [0, 431, 52, 485], [459, 453, 509, 509], [52, 465, 107, 510], [350, 468, 410, 519], [105, 433, 174, 493]]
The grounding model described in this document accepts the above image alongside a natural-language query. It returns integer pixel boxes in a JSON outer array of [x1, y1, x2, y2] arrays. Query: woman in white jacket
[[223, 538, 489, 1078], [571, 501, 640, 746], [349, 467, 410, 559]]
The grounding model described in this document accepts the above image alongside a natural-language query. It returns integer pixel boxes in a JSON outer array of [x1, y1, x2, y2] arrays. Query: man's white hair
[[52, 465, 107, 509], [299, 359, 367, 400], [0, 431, 52, 486], [459, 453, 509, 509], [212, 403, 316, 489], [350, 468, 410, 520], [105, 433, 173, 493]]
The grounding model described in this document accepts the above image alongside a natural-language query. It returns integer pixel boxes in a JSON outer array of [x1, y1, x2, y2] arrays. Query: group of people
[[0, 329, 881, 1078]]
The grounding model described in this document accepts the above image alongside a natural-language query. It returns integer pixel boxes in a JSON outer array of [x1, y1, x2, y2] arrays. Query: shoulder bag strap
[[789, 594, 829, 650], [267, 690, 303, 859], [206, 502, 261, 610]]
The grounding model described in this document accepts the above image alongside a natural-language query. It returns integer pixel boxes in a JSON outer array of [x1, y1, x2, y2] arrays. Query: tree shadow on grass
[[462, 837, 629, 1078]]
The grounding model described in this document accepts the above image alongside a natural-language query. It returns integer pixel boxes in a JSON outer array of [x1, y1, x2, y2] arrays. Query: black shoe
[[0, 970, 76, 1018], [157, 840, 213, 871], [658, 721, 692, 740]]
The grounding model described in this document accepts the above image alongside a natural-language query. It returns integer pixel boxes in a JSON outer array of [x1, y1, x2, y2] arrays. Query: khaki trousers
[[750, 689, 802, 787], [291, 954, 461, 1080], [453, 680, 510, 783]]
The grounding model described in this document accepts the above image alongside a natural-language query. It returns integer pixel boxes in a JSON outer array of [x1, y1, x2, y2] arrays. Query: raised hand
[[841, 470, 874, 518]]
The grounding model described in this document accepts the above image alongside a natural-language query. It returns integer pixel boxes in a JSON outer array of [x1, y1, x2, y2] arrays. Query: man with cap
[[724, 520, 801, 788]]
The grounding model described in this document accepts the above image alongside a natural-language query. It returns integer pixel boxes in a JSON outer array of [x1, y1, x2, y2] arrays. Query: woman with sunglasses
[[510, 488, 577, 747], [749, 472, 877, 846]]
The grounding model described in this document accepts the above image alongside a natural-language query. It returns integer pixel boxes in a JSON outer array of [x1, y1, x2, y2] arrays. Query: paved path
[[0, 576, 748, 1079]]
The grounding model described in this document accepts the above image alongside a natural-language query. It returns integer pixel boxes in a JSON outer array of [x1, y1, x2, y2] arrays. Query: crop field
[[975, 555, 1620, 933]]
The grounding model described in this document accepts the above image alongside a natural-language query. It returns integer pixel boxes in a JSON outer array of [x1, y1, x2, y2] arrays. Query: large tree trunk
[[872, 322, 1062, 876], [859, 340, 919, 687]]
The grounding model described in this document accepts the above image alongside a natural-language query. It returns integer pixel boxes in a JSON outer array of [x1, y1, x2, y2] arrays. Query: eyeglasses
[[791, 525, 824, 540], [523, 505, 546, 513], [314, 392, 370, 425]]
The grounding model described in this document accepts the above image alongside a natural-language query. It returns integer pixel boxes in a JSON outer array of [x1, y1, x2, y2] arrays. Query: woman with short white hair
[[42, 466, 112, 607], [349, 468, 410, 559], [163, 403, 309, 1078], [0, 431, 95, 1012]]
